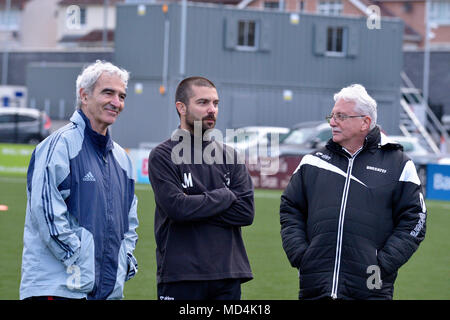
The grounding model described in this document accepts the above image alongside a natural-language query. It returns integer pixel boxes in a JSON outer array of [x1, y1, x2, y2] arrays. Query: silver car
[[0, 107, 51, 144]]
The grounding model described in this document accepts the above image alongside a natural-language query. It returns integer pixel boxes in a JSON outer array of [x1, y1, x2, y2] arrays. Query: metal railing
[[400, 71, 449, 155]]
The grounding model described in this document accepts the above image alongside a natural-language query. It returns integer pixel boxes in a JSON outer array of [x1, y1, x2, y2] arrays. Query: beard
[[185, 112, 216, 134]]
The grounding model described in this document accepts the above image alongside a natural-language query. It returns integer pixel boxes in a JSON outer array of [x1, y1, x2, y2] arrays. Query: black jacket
[[148, 129, 254, 284], [280, 127, 426, 299]]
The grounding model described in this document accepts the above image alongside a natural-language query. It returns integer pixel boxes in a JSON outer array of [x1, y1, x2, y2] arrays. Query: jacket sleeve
[[148, 147, 237, 223], [208, 163, 255, 227], [280, 165, 309, 268], [27, 135, 81, 268], [377, 160, 427, 278], [125, 194, 139, 281]]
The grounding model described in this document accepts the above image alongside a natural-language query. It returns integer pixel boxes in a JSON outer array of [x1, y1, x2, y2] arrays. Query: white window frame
[[236, 20, 259, 52], [325, 26, 347, 57], [79, 7, 87, 26], [317, 0, 343, 16], [429, 0, 450, 25], [264, 1, 280, 10], [0, 9, 20, 31]]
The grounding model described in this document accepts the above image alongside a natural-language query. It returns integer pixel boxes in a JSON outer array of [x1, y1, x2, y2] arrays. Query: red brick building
[[241, 0, 450, 49]]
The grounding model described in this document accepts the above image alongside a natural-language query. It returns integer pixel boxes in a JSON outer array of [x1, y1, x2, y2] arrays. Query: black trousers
[[157, 279, 242, 300]]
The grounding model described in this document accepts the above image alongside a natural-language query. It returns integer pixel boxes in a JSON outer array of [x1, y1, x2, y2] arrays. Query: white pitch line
[[0, 176, 27, 184]]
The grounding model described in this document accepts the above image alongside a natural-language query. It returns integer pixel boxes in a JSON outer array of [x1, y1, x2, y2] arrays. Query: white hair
[[76, 60, 130, 109], [334, 84, 377, 130]]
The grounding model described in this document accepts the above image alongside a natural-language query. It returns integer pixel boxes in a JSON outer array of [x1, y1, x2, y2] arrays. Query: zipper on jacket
[[330, 148, 362, 299]]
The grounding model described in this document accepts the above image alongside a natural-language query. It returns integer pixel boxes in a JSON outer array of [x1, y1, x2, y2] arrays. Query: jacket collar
[[326, 126, 402, 156], [71, 109, 114, 153]]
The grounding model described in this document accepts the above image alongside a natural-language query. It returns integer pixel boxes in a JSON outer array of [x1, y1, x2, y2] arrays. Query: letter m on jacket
[[181, 172, 193, 188]]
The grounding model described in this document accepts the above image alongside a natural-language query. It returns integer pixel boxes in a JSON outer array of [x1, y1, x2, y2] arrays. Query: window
[[317, 0, 343, 16], [403, 2, 413, 13], [0, 115, 13, 124], [429, 0, 450, 25], [17, 115, 36, 123], [264, 2, 279, 10], [237, 20, 258, 50], [224, 17, 269, 52], [0, 9, 20, 31], [299, 0, 305, 12], [326, 26, 347, 56], [66, 5, 86, 29], [79, 7, 87, 25]]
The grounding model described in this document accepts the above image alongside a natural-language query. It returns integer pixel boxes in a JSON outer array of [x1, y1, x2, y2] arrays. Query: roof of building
[[370, 0, 422, 42], [78, 29, 114, 42], [59, 29, 114, 43]]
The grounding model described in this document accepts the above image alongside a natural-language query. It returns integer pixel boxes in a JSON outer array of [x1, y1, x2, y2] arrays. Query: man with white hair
[[280, 84, 426, 299], [20, 60, 139, 300]]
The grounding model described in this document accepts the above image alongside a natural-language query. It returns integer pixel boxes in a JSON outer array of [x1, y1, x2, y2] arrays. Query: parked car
[[387, 135, 449, 166], [0, 107, 51, 144], [389, 135, 428, 157], [388, 135, 450, 191], [224, 126, 290, 152], [270, 121, 332, 157], [246, 121, 332, 189]]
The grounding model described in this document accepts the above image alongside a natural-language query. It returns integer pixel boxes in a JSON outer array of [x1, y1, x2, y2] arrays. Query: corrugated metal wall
[[113, 3, 404, 148], [21, 2, 402, 148], [26, 63, 86, 119]]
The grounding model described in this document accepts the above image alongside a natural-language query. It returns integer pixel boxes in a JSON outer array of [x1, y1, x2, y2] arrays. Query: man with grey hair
[[20, 60, 139, 300], [280, 84, 426, 299]]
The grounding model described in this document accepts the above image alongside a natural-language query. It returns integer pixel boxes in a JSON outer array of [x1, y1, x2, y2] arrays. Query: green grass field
[[0, 176, 449, 300]]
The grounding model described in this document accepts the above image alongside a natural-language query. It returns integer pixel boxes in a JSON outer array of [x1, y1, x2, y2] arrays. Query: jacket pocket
[[66, 228, 95, 293], [298, 245, 312, 270]]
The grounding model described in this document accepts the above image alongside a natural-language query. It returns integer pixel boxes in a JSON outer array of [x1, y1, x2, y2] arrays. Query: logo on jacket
[[366, 165, 387, 174], [181, 172, 193, 188], [82, 171, 96, 182], [315, 152, 331, 161]]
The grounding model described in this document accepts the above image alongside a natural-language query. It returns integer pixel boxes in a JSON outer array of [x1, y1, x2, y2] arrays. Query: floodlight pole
[[103, 0, 110, 48], [422, 0, 430, 108], [179, 0, 187, 78]]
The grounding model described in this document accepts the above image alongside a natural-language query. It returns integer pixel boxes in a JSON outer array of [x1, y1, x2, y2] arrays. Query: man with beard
[[147, 77, 254, 300]]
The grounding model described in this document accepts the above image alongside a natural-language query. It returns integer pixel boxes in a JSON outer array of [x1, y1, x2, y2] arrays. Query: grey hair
[[333, 84, 377, 130], [76, 60, 130, 109]]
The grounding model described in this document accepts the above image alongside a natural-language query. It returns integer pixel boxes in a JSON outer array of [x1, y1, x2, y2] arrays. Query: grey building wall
[[0, 51, 113, 86], [113, 3, 404, 148], [26, 63, 86, 119], [1, 50, 113, 119]]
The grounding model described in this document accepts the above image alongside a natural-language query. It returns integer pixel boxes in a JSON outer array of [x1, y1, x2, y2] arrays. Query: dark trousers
[[158, 279, 241, 300]]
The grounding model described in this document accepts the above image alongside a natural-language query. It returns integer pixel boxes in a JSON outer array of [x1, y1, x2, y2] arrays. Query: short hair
[[175, 76, 216, 106], [334, 84, 377, 130], [76, 60, 130, 109]]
